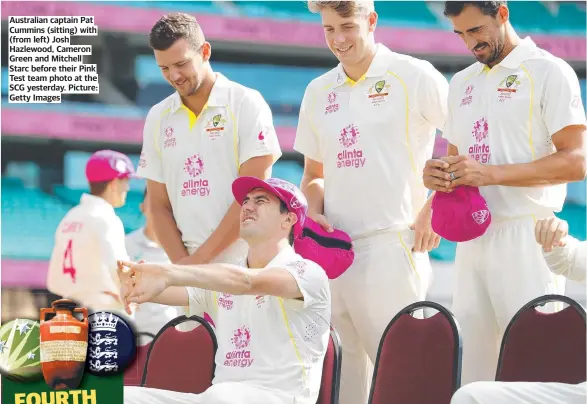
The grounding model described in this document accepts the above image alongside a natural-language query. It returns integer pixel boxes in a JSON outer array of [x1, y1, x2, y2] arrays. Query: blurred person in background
[[121, 177, 330, 404], [423, 0, 587, 385], [46, 150, 135, 313], [137, 12, 282, 274], [125, 188, 180, 343], [450, 216, 586, 404], [295, 1, 449, 402]]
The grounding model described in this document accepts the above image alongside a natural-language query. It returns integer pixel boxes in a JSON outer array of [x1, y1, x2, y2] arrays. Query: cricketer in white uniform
[[450, 216, 586, 404], [125, 190, 180, 343], [295, 2, 448, 402], [138, 13, 282, 270], [423, 1, 587, 385], [47, 150, 135, 313], [121, 177, 331, 404]]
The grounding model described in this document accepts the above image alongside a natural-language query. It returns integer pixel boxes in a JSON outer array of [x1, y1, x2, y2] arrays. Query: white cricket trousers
[[452, 215, 566, 386], [450, 381, 586, 404], [124, 383, 292, 404], [331, 229, 432, 404]]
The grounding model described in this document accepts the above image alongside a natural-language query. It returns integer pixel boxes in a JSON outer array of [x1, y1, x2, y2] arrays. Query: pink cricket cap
[[232, 177, 355, 279], [232, 177, 308, 238], [85, 150, 137, 183], [431, 186, 492, 242]]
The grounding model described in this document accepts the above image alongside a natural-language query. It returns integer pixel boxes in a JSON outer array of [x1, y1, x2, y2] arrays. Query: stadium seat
[[368, 301, 462, 404], [496, 294, 586, 384], [317, 326, 342, 404], [124, 332, 156, 387], [142, 315, 218, 393]]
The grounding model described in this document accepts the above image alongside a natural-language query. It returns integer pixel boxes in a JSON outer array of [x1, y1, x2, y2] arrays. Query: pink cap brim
[[232, 177, 285, 206]]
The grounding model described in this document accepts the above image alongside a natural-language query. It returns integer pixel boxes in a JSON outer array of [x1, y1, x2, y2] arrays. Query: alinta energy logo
[[218, 293, 234, 311], [182, 154, 210, 197], [337, 124, 365, 168], [225, 326, 254, 368], [164, 126, 176, 149], [469, 117, 491, 164], [325, 91, 339, 115]]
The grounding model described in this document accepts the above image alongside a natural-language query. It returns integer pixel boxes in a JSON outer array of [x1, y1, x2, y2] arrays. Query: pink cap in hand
[[431, 186, 491, 242]]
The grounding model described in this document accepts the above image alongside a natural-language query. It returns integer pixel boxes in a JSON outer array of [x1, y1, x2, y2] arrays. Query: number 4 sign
[[63, 240, 77, 282]]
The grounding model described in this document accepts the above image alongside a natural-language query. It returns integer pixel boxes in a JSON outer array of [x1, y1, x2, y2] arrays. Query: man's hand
[[117, 260, 171, 306], [535, 217, 569, 252], [116, 260, 136, 315], [410, 206, 441, 252], [310, 213, 334, 233], [443, 155, 494, 188], [423, 159, 452, 192]]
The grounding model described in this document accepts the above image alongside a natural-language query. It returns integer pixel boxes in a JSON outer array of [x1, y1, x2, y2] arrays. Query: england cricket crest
[[367, 80, 390, 106], [206, 113, 227, 140], [87, 312, 136, 376]]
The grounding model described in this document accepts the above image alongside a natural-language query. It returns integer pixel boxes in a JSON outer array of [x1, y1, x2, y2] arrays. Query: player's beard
[[478, 35, 506, 67]]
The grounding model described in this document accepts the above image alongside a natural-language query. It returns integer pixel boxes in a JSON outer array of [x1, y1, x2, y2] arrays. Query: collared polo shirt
[[443, 37, 587, 219], [47, 193, 129, 307], [187, 246, 331, 404], [294, 44, 448, 239], [137, 73, 282, 250]]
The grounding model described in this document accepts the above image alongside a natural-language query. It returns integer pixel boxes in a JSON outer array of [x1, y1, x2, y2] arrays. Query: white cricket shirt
[[294, 44, 448, 239], [443, 37, 587, 219], [125, 228, 180, 339], [187, 246, 331, 404], [137, 73, 282, 253], [47, 194, 129, 310], [543, 237, 586, 284]]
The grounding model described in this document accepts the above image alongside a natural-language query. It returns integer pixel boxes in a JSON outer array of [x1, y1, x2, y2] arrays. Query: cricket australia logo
[[206, 113, 227, 139], [497, 74, 521, 102], [472, 209, 490, 225], [367, 80, 390, 107]]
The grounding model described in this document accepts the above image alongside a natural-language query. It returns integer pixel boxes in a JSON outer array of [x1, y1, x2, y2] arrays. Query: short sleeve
[[293, 89, 323, 163], [542, 59, 587, 137], [417, 64, 449, 130], [237, 90, 282, 166], [187, 286, 212, 317], [137, 107, 165, 183], [281, 259, 330, 309], [441, 77, 459, 148]]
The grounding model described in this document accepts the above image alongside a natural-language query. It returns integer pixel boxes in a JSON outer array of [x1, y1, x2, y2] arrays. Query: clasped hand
[[117, 260, 169, 314], [423, 155, 491, 192]]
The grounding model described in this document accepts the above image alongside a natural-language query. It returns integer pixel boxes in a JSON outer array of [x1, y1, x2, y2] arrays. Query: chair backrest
[[316, 327, 342, 404], [496, 294, 586, 384], [142, 315, 218, 393], [368, 301, 462, 404], [123, 332, 155, 386]]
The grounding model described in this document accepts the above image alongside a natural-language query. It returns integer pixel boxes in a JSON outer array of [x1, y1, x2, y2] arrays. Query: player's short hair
[[279, 200, 295, 246], [443, 1, 506, 18], [89, 180, 111, 197], [149, 12, 205, 51], [308, 1, 375, 17]]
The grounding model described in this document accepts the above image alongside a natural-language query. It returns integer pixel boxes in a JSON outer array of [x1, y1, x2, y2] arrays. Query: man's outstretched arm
[[120, 261, 304, 305]]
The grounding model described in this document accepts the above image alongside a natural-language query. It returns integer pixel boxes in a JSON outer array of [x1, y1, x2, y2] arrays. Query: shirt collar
[[169, 72, 231, 114], [475, 36, 538, 74], [244, 245, 298, 268], [333, 43, 392, 88], [80, 193, 115, 212]]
